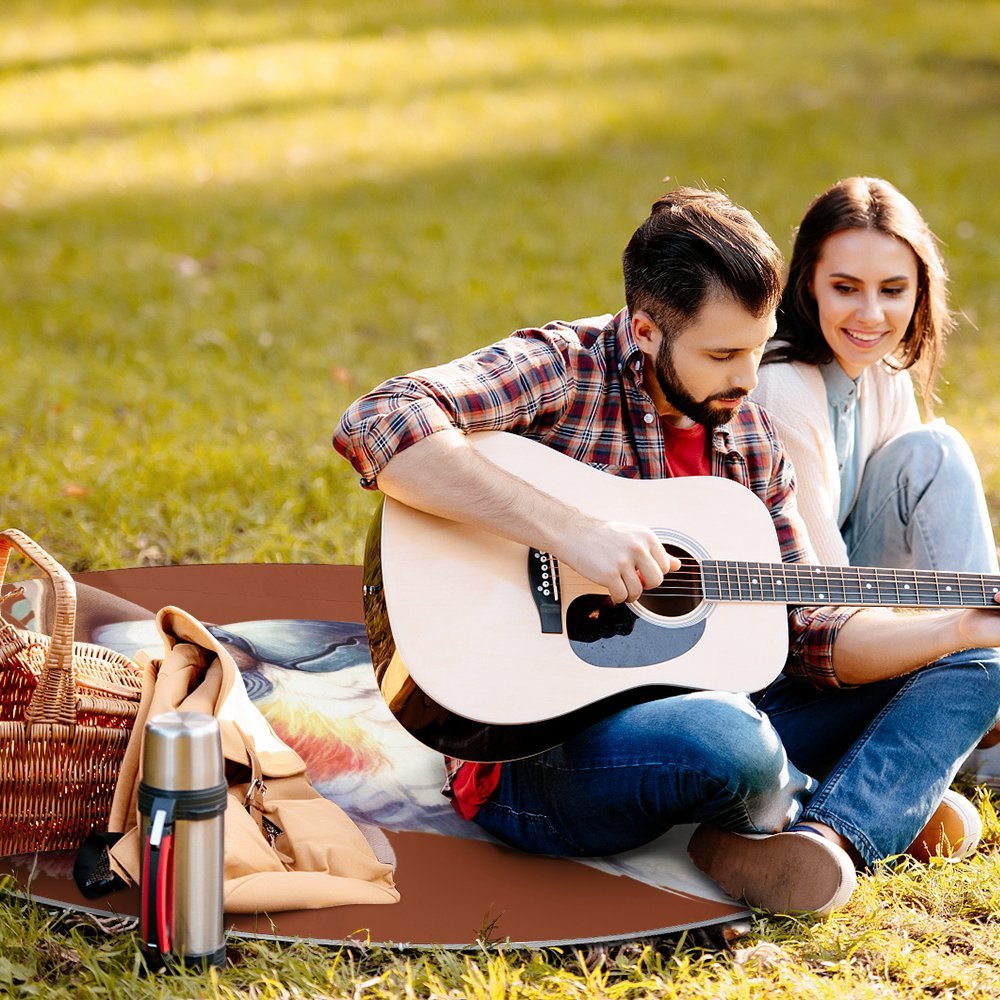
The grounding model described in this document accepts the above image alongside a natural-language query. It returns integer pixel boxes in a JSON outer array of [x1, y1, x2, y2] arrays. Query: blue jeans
[[843, 423, 999, 573], [842, 422, 1000, 786], [756, 647, 1000, 865], [475, 650, 1000, 868], [474, 691, 816, 857]]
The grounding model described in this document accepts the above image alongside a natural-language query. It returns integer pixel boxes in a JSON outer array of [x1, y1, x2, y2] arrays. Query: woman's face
[[811, 228, 919, 379]]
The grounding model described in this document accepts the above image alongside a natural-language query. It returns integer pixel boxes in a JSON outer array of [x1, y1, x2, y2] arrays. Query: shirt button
[[643, 413, 655, 424]]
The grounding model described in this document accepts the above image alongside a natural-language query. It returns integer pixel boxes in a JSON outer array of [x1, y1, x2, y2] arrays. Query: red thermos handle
[[141, 800, 175, 962]]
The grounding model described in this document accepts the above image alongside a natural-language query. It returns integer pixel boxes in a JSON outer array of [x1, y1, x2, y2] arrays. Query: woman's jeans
[[756, 648, 1000, 865], [842, 422, 1000, 783], [842, 423, 999, 574]]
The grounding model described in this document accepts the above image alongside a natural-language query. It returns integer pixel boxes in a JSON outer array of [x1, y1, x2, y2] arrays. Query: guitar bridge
[[528, 549, 563, 633]]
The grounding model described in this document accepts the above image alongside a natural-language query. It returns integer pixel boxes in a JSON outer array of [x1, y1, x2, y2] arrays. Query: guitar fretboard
[[701, 561, 1000, 609]]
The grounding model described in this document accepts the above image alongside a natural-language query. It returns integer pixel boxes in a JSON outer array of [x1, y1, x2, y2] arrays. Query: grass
[[3, 0, 1000, 569], [3, 0, 1000, 995], [4, 791, 1000, 997]]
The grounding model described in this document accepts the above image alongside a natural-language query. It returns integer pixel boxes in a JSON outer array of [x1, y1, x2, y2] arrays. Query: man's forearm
[[375, 429, 677, 604], [376, 428, 578, 554], [832, 607, 991, 684]]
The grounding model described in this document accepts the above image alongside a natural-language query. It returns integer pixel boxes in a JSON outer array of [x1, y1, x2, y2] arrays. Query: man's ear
[[631, 310, 662, 357]]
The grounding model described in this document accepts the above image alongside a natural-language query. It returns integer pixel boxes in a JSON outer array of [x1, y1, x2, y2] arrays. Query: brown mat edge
[[2, 883, 751, 951]]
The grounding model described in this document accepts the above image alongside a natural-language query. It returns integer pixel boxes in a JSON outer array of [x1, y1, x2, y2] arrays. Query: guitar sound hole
[[636, 543, 703, 618]]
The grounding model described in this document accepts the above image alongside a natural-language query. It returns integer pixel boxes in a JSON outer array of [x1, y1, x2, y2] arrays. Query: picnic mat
[[0, 562, 749, 947]]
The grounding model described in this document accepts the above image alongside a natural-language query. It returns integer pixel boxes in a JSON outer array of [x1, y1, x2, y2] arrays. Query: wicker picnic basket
[[0, 528, 144, 856]]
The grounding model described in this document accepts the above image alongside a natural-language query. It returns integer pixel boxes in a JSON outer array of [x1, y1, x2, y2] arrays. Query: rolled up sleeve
[[332, 333, 573, 488], [333, 389, 458, 488], [785, 605, 860, 688]]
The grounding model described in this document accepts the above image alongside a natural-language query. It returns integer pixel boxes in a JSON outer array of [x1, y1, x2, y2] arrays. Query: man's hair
[[622, 187, 784, 341], [765, 176, 952, 406]]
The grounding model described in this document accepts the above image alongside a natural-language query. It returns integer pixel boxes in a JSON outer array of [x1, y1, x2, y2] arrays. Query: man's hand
[[555, 515, 681, 604], [952, 590, 1000, 649]]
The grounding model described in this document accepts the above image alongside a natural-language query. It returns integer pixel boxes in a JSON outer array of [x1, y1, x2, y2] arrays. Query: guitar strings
[[643, 563, 1000, 607], [574, 562, 1000, 604]]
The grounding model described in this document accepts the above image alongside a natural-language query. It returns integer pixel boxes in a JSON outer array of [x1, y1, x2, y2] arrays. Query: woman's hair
[[765, 176, 953, 405]]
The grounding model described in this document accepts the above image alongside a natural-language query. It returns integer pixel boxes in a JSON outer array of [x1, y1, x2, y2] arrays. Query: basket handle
[[0, 528, 78, 728]]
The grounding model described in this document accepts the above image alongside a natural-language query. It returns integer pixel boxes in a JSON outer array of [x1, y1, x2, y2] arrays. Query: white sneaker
[[687, 826, 857, 915], [906, 789, 982, 862]]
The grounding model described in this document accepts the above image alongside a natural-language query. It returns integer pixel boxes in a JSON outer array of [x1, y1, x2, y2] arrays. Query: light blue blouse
[[820, 360, 864, 527]]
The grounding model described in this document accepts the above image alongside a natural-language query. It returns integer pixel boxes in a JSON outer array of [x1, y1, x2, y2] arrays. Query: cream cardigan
[[752, 359, 921, 566]]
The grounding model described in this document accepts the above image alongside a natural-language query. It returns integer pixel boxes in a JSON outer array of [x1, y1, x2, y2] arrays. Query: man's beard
[[654, 339, 748, 429]]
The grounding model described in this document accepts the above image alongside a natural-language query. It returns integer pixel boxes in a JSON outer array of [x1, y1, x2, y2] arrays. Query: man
[[333, 188, 1000, 914]]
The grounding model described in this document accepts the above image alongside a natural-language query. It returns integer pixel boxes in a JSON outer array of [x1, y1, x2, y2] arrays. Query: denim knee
[[858, 423, 997, 570], [941, 647, 1000, 729], [674, 692, 813, 832], [875, 422, 978, 497], [678, 692, 791, 796]]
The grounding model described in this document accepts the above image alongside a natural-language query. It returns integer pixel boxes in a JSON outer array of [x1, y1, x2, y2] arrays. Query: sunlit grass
[[5, 802, 1000, 998], [3, 0, 999, 565], [0, 14, 745, 206]]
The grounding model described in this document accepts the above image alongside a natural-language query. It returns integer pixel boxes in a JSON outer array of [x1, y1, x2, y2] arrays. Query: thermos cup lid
[[142, 711, 225, 791]]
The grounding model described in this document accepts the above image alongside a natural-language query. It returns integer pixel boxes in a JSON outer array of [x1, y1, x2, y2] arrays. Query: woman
[[753, 176, 1000, 854]]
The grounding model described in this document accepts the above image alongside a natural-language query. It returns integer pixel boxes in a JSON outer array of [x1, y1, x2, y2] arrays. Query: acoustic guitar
[[362, 431, 1000, 762]]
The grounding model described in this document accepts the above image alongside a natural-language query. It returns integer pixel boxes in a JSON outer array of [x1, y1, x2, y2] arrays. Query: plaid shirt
[[334, 310, 859, 807]]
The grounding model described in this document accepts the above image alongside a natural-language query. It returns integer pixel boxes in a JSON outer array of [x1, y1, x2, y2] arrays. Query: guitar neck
[[701, 561, 1000, 609]]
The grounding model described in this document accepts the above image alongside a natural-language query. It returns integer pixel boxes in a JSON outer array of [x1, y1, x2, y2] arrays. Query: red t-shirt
[[660, 419, 710, 477], [448, 420, 710, 820]]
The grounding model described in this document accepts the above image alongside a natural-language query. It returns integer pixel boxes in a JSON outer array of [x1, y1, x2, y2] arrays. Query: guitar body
[[364, 432, 789, 761]]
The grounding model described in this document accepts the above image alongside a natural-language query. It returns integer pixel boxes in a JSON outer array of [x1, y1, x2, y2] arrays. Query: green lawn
[[3, 1, 1000, 995], [3, 0, 1000, 569]]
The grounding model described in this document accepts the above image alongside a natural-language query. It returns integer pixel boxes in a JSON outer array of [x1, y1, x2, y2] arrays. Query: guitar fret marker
[[695, 563, 1000, 610]]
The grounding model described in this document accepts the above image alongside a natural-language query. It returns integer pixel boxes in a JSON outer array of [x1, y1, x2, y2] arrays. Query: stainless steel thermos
[[139, 711, 227, 970]]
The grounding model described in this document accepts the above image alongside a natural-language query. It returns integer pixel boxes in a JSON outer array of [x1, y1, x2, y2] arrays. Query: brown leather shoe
[[688, 826, 857, 915], [906, 789, 982, 862]]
